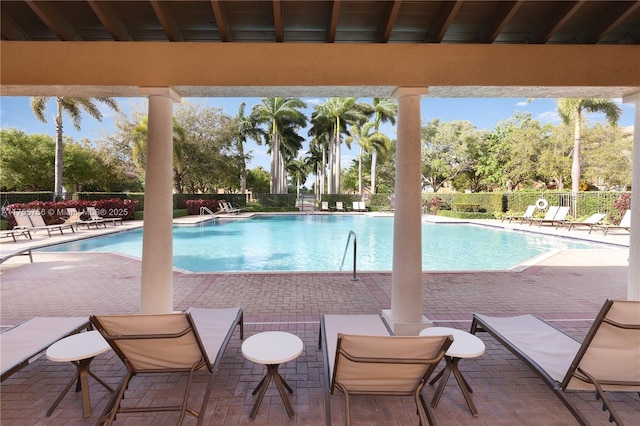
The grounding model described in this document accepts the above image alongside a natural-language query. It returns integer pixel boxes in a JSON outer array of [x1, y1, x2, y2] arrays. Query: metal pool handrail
[[340, 230, 358, 281]]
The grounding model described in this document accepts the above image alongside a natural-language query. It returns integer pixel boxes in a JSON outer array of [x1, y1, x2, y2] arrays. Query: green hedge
[[437, 210, 497, 219]]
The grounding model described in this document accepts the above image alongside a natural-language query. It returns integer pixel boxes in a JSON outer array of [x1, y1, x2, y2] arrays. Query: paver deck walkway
[[1, 217, 638, 425]]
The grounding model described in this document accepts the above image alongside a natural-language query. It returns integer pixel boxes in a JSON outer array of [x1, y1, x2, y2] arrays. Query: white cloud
[[536, 110, 561, 124]]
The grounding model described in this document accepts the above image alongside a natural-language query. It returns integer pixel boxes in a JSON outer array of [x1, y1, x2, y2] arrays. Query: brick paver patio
[[1, 219, 638, 425]]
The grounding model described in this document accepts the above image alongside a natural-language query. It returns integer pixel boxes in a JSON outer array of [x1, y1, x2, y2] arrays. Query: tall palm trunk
[[571, 112, 581, 195], [54, 99, 64, 200], [371, 151, 378, 194], [358, 146, 363, 197]]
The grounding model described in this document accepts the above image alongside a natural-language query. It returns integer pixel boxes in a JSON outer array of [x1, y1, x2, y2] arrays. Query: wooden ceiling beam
[[380, 0, 402, 43], [150, 0, 183, 42], [88, 0, 131, 41], [528, 1, 584, 44], [427, 0, 463, 43], [210, 0, 231, 42], [328, 0, 341, 43], [477, 0, 524, 43], [273, 0, 283, 42], [1, 13, 30, 40], [25, 0, 81, 41]]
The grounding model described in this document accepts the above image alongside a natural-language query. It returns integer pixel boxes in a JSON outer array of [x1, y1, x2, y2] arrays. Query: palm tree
[[286, 157, 310, 199], [345, 122, 375, 197], [311, 98, 372, 194], [369, 98, 397, 194], [251, 97, 307, 194], [30, 96, 120, 199], [556, 98, 621, 195], [233, 102, 264, 194]]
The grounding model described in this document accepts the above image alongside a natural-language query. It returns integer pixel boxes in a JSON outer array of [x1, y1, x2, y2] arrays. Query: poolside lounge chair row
[[4, 300, 638, 425], [320, 201, 366, 212], [1, 307, 244, 426], [11, 208, 122, 236], [13, 210, 75, 236], [526, 205, 570, 227]]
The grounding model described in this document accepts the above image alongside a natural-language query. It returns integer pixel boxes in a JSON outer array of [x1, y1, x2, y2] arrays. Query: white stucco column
[[623, 92, 640, 301], [382, 87, 432, 335], [139, 88, 180, 314]]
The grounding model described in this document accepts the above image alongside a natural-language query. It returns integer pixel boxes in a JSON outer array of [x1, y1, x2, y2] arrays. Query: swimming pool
[[39, 215, 614, 272]]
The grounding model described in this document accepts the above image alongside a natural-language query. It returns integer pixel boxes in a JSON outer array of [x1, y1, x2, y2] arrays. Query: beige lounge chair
[[321, 201, 330, 212], [335, 201, 345, 212], [90, 307, 243, 426], [502, 205, 535, 223], [0, 228, 32, 242], [591, 210, 631, 236], [528, 205, 569, 227], [319, 314, 452, 426], [64, 208, 104, 230], [1, 317, 90, 381], [471, 299, 640, 425], [562, 213, 607, 231], [13, 210, 75, 236], [86, 206, 122, 226]]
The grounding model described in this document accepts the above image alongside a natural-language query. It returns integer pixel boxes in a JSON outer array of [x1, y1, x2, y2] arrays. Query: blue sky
[[0, 96, 635, 174]]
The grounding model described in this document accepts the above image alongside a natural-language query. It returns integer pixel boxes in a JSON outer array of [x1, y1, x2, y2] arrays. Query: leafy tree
[[582, 123, 632, 190], [251, 98, 307, 194], [537, 123, 572, 190], [556, 98, 621, 194], [63, 139, 99, 192], [131, 116, 188, 192], [490, 112, 547, 189], [0, 129, 54, 191], [420, 119, 478, 193], [174, 103, 237, 193], [30, 96, 120, 199], [246, 166, 271, 194]]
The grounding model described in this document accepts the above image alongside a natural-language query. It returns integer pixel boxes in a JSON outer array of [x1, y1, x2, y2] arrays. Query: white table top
[[46, 330, 111, 363], [241, 331, 303, 365], [419, 327, 485, 358]]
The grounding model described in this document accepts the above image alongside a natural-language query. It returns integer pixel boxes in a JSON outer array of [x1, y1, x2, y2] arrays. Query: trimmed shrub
[[185, 199, 222, 215]]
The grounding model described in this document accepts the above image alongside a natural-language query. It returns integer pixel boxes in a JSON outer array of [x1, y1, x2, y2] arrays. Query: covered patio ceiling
[[1, 1, 639, 99]]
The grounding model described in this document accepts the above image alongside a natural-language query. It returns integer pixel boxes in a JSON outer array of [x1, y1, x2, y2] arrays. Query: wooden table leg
[[430, 356, 478, 416], [249, 364, 295, 420]]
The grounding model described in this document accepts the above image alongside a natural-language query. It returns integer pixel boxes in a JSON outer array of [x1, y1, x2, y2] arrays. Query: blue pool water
[[39, 215, 611, 272]]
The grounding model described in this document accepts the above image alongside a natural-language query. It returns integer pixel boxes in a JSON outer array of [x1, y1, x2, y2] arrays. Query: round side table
[[45, 330, 113, 417], [419, 326, 485, 416], [241, 331, 304, 420]]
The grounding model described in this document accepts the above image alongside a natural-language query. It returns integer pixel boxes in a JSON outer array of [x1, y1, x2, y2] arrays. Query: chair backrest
[[359, 201, 366, 211], [26, 210, 47, 227], [13, 211, 34, 228], [618, 210, 631, 227], [562, 299, 640, 392], [90, 313, 211, 372], [332, 334, 452, 394], [336, 202, 344, 210], [322, 201, 329, 210], [523, 205, 536, 217], [86, 206, 100, 219], [554, 206, 570, 220], [352, 201, 359, 210], [543, 206, 559, 220], [584, 213, 607, 224]]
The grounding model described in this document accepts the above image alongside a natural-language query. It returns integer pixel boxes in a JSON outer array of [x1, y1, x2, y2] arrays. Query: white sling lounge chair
[[471, 299, 640, 425], [90, 307, 243, 426], [1, 317, 90, 381], [319, 314, 452, 426]]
